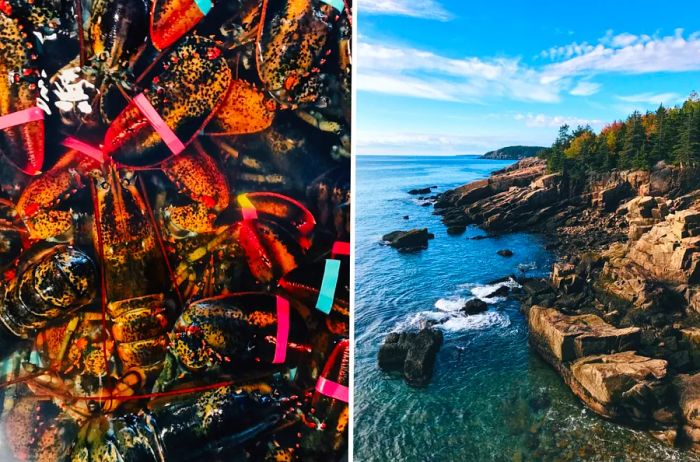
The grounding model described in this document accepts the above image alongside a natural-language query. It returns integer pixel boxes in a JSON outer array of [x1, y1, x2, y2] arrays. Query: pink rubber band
[[316, 376, 349, 402], [331, 241, 350, 257], [62, 137, 104, 163], [272, 295, 289, 364], [132, 93, 186, 156], [0, 107, 44, 131]]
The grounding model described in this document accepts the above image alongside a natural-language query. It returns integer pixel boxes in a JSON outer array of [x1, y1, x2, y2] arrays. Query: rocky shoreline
[[434, 157, 700, 451]]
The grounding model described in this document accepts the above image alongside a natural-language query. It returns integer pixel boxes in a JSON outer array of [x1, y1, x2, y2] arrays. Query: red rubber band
[[315, 376, 349, 402], [331, 241, 350, 257], [132, 93, 186, 156], [62, 137, 104, 163], [272, 295, 289, 364], [0, 107, 44, 131]]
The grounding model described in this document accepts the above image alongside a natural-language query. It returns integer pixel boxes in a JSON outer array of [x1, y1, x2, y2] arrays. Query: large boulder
[[568, 351, 668, 422], [551, 262, 584, 294], [681, 328, 700, 369], [624, 196, 669, 241], [528, 306, 640, 364], [382, 228, 435, 251], [675, 373, 700, 450], [592, 178, 633, 212], [378, 327, 443, 387], [627, 211, 700, 285]]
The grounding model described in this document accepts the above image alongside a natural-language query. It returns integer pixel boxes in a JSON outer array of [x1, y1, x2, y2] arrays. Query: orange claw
[[205, 79, 277, 136], [234, 193, 314, 284], [243, 192, 316, 248], [104, 36, 231, 167], [0, 12, 44, 175], [161, 143, 229, 234], [150, 0, 212, 51], [162, 144, 229, 211], [16, 150, 100, 240], [256, 0, 337, 103]]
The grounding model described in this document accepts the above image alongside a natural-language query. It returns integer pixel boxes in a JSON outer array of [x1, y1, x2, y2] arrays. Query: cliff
[[435, 158, 700, 450]]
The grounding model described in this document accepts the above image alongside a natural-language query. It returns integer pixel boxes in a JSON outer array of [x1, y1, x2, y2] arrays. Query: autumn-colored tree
[[540, 93, 700, 173]]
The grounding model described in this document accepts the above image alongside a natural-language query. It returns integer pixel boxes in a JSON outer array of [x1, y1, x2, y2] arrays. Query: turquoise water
[[354, 155, 698, 461]]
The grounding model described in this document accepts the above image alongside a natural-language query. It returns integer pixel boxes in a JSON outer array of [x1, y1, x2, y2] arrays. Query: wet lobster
[[0, 0, 351, 459]]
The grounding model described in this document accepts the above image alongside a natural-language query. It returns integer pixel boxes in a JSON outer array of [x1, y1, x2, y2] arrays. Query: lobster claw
[[103, 36, 231, 167], [235, 193, 315, 284], [0, 13, 44, 175], [150, 0, 212, 51], [301, 338, 349, 457], [160, 292, 310, 384], [257, 0, 337, 104], [205, 79, 277, 136], [242, 192, 316, 243]]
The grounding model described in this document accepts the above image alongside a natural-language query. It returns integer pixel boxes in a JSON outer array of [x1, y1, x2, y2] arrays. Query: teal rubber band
[[321, 0, 345, 12], [316, 259, 341, 314], [194, 0, 212, 15]]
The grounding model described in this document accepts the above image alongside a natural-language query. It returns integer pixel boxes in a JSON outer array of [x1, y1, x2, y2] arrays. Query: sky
[[355, 0, 700, 155]]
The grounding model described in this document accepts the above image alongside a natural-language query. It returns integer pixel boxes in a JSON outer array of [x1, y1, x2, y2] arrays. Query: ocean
[[354, 155, 698, 461]]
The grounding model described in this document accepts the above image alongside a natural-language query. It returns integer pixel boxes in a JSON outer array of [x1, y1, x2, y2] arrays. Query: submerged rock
[[408, 187, 432, 195], [378, 327, 443, 387], [497, 249, 514, 257], [382, 228, 435, 251]]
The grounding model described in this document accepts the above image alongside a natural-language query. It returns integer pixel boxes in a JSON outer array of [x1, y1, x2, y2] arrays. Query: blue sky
[[356, 0, 700, 155]]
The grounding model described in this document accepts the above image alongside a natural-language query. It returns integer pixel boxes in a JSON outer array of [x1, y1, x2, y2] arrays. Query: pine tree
[[650, 105, 668, 165], [675, 104, 700, 167], [620, 112, 645, 169]]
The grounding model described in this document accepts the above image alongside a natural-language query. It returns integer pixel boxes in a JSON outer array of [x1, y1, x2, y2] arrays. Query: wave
[[390, 277, 520, 334], [461, 278, 521, 304], [435, 296, 469, 313], [393, 309, 511, 333]]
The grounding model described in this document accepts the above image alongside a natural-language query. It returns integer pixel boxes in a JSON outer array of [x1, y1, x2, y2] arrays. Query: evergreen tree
[[675, 104, 700, 167], [539, 93, 700, 172], [620, 112, 645, 169]]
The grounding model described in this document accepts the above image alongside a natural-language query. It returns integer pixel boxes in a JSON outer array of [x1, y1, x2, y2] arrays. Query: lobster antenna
[[75, 0, 86, 67], [137, 176, 185, 308], [88, 180, 112, 388]]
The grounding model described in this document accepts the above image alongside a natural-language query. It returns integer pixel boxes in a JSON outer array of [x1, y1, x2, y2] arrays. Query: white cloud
[[358, 0, 451, 21], [609, 32, 639, 47], [357, 40, 562, 104], [358, 30, 700, 106], [514, 113, 604, 128], [543, 29, 700, 82], [569, 81, 601, 96], [540, 42, 595, 61], [616, 92, 683, 105]]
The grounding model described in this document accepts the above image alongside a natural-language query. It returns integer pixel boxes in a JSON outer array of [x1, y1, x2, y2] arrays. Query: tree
[[538, 94, 700, 172], [675, 103, 700, 167], [620, 112, 645, 169]]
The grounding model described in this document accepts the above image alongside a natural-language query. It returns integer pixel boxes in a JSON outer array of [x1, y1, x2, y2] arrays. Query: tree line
[[540, 93, 700, 180]]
